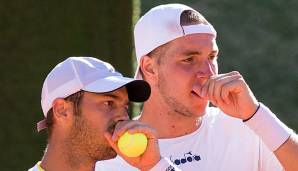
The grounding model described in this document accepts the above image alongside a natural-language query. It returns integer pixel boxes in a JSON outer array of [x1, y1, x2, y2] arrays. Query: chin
[[96, 147, 117, 161], [103, 152, 117, 160], [192, 110, 206, 117], [192, 104, 208, 117]]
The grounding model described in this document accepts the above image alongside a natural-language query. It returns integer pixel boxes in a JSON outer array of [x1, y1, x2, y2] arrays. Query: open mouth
[[107, 120, 127, 134], [191, 90, 202, 99], [107, 123, 116, 134]]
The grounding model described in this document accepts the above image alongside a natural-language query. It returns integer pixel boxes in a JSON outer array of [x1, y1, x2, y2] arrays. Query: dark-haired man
[[29, 57, 179, 171]]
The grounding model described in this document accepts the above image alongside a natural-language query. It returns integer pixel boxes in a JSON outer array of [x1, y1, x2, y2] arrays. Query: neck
[[40, 139, 95, 171], [139, 99, 203, 139]]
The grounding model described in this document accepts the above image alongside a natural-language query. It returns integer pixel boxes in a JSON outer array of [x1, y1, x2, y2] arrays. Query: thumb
[[104, 132, 120, 154], [104, 132, 130, 159]]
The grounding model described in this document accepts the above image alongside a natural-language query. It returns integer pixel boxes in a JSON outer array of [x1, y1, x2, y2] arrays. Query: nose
[[196, 60, 216, 79], [114, 108, 130, 122]]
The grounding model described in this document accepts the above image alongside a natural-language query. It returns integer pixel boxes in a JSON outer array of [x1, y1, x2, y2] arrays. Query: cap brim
[[83, 76, 151, 102]]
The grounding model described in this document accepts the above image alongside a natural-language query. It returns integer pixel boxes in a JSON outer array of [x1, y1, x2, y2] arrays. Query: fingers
[[105, 119, 160, 164], [220, 78, 244, 104], [104, 132, 118, 152], [200, 71, 245, 106], [111, 120, 158, 142]]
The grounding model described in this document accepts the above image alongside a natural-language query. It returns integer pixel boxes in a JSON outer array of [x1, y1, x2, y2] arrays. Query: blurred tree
[[0, 0, 137, 170]]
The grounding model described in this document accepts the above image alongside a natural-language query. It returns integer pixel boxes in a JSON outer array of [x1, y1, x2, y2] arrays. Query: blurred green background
[[1, 0, 297, 170]]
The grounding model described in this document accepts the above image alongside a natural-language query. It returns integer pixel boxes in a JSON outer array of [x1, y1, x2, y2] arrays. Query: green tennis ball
[[118, 132, 148, 157]]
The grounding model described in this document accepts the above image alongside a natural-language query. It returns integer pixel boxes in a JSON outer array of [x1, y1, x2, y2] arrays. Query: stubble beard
[[66, 115, 117, 167], [157, 73, 194, 117]]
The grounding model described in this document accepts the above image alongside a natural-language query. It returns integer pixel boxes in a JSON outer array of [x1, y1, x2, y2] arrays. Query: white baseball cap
[[134, 3, 217, 79], [37, 57, 150, 131]]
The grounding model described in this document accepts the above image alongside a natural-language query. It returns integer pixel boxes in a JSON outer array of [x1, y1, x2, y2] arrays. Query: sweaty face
[[67, 88, 129, 161], [156, 33, 218, 117]]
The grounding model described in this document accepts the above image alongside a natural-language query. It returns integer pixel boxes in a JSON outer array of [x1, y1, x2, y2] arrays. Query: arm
[[244, 103, 298, 171], [194, 71, 298, 170], [275, 135, 298, 171]]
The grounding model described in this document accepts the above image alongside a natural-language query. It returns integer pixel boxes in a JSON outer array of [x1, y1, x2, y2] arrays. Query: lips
[[192, 80, 205, 99], [107, 122, 116, 134], [191, 90, 203, 99], [107, 120, 127, 134]]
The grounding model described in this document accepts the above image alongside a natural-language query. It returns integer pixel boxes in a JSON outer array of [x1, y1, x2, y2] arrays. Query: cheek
[[157, 63, 195, 93], [89, 118, 115, 144], [161, 65, 193, 89], [165, 63, 195, 77], [83, 111, 112, 133]]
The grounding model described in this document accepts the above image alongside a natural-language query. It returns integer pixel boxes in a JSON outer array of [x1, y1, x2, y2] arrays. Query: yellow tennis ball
[[117, 132, 148, 157]]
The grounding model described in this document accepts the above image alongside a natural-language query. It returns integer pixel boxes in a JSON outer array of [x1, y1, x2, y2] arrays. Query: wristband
[[243, 104, 260, 122], [244, 103, 293, 151], [149, 157, 181, 171]]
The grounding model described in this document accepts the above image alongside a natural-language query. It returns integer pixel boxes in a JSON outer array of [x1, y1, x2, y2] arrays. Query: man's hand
[[194, 71, 259, 120], [104, 120, 161, 171]]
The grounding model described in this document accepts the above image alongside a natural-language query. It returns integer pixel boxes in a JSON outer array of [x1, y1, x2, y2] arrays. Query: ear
[[52, 99, 72, 124], [140, 55, 158, 82]]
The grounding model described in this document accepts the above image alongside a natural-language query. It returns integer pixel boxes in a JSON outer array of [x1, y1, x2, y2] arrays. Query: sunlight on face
[[67, 88, 129, 161], [156, 33, 218, 117]]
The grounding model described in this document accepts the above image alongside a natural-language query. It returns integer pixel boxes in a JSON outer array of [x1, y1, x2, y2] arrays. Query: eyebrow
[[182, 50, 218, 56], [102, 93, 119, 99], [102, 93, 129, 104], [182, 51, 202, 56], [210, 50, 219, 55]]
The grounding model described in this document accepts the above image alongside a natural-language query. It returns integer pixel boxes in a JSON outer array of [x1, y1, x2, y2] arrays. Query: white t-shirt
[[95, 106, 283, 171], [28, 162, 44, 171], [28, 159, 179, 171]]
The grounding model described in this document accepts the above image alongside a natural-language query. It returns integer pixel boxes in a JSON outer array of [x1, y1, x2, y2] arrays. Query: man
[[96, 4, 298, 171], [29, 57, 180, 171]]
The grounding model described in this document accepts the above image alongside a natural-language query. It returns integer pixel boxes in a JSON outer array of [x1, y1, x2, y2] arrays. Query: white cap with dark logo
[[134, 3, 217, 79], [37, 57, 150, 131]]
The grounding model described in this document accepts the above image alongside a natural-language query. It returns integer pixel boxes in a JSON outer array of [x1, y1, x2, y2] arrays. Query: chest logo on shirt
[[170, 151, 201, 166]]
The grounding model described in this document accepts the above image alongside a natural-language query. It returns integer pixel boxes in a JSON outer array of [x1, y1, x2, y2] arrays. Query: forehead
[[169, 33, 218, 53]]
